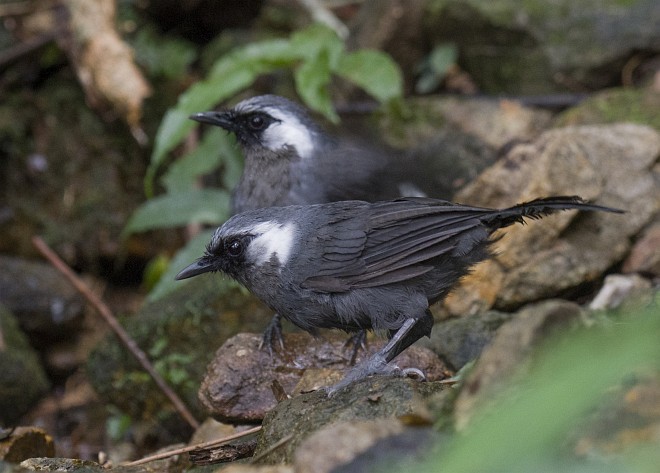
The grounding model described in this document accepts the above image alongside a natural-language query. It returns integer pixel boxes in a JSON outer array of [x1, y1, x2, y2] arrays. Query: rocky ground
[[1, 0, 659, 472]]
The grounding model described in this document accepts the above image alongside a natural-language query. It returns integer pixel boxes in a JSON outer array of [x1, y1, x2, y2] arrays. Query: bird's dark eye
[[248, 115, 266, 130], [225, 239, 245, 258]]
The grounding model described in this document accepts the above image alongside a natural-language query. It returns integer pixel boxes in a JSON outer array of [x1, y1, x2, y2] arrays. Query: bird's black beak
[[189, 111, 235, 131], [175, 258, 214, 280]]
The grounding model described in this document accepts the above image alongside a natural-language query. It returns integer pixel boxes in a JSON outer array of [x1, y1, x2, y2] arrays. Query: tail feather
[[484, 196, 624, 229]]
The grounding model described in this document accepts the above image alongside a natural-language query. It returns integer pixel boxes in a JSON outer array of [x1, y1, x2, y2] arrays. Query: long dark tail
[[482, 196, 624, 228]]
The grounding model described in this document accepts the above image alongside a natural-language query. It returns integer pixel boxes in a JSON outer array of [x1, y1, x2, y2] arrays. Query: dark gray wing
[[302, 198, 492, 292]]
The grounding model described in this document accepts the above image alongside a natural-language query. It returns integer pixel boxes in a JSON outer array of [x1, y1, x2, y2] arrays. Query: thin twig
[[31, 236, 200, 430], [122, 426, 262, 466]]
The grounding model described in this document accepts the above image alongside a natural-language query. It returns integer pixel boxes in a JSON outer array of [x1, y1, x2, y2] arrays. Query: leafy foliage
[[410, 305, 660, 473], [125, 23, 403, 300]]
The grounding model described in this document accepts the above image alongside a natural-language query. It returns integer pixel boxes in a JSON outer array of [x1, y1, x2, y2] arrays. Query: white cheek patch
[[248, 221, 296, 266], [261, 107, 314, 160]]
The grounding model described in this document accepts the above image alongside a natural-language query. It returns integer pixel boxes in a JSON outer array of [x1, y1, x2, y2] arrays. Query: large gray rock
[[0, 305, 50, 426], [444, 124, 659, 315], [424, 0, 660, 94], [253, 377, 448, 464], [0, 256, 84, 338]]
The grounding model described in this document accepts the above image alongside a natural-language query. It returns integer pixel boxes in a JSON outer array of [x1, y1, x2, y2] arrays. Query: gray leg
[[259, 313, 285, 356], [326, 310, 433, 395]]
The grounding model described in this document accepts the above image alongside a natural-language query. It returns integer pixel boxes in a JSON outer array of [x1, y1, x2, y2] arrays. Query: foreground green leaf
[[415, 308, 660, 473]]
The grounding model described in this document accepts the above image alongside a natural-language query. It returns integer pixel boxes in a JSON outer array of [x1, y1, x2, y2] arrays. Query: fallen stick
[[32, 236, 200, 430]]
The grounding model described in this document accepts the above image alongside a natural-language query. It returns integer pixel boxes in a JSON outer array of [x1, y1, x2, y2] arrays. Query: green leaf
[[123, 189, 230, 235], [290, 23, 344, 67], [147, 229, 215, 302], [295, 49, 337, 122], [161, 129, 240, 194], [415, 43, 457, 94], [415, 307, 660, 473], [336, 50, 403, 103], [146, 38, 297, 196]]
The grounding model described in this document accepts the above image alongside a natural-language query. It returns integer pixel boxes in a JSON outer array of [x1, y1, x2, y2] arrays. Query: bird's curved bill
[[189, 111, 234, 131], [175, 259, 214, 280]]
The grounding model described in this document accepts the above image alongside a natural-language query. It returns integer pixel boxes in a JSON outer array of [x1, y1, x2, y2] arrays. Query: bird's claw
[[401, 367, 426, 381]]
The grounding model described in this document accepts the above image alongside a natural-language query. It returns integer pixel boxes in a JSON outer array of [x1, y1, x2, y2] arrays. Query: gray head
[[190, 95, 328, 159], [175, 209, 299, 281]]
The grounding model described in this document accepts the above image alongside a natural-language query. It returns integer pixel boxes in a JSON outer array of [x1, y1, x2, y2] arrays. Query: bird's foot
[[343, 329, 368, 366], [324, 354, 426, 397], [258, 314, 285, 357]]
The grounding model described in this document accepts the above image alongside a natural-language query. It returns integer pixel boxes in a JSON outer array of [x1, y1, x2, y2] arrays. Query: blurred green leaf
[[295, 48, 337, 123], [146, 39, 295, 196], [132, 26, 196, 79], [337, 50, 403, 103], [415, 43, 458, 94], [290, 23, 344, 66], [142, 253, 170, 292], [147, 229, 215, 302], [124, 189, 229, 235], [415, 308, 660, 473], [161, 129, 239, 194]]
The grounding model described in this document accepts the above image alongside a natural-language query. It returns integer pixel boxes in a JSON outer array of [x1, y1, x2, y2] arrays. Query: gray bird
[[190, 94, 429, 214], [190, 94, 433, 354], [175, 195, 622, 393]]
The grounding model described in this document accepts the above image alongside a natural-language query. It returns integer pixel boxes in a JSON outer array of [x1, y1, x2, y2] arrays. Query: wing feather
[[301, 199, 491, 292]]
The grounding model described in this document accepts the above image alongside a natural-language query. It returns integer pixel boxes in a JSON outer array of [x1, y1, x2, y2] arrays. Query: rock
[[375, 97, 499, 197], [0, 427, 55, 463], [0, 306, 50, 425], [0, 256, 84, 339], [86, 276, 272, 438], [453, 300, 584, 429], [213, 465, 292, 473], [419, 96, 553, 150], [555, 87, 660, 130], [418, 310, 514, 370], [199, 332, 451, 423], [445, 124, 660, 315], [294, 419, 434, 473], [588, 274, 654, 311], [19, 458, 99, 472], [188, 418, 236, 445], [623, 222, 660, 276], [424, 0, 660, 94], [253, 377, 448, 464], [0, 460, 32, 473]]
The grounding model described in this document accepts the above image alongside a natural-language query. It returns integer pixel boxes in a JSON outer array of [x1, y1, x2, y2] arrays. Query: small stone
[[0, 428, 55, 463], [588, 274, 653, 311]]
